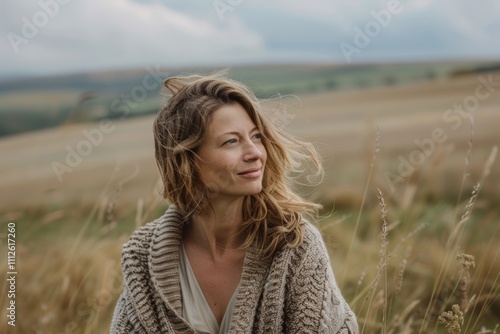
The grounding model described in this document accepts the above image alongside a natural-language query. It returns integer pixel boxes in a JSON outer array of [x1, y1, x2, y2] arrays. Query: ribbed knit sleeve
[[109, 208, 197, 334], [110, 288, 147, 334], [285, 224, 359, 334]]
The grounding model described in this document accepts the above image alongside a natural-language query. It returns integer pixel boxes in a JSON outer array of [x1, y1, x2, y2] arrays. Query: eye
[[252, 133, 263, 141], [222, 138, 237, 146]]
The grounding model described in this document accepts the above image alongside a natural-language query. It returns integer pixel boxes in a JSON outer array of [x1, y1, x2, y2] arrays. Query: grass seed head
[[438, 304, 465, 334]]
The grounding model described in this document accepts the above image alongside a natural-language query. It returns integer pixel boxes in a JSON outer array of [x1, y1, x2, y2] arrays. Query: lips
[[237, 168, 262, 178]]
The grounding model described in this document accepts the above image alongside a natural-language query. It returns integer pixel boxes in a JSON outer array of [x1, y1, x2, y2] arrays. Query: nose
[[243, 140, 263, 162]]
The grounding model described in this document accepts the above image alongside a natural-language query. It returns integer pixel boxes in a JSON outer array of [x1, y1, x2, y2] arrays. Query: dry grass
[[321, 135, 499, 333], [1, 71, 499, 333], [1, 140, 498, 334]]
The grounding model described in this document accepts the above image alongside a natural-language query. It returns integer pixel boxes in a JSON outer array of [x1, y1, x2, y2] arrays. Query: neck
[[187, 197, 246, 260]]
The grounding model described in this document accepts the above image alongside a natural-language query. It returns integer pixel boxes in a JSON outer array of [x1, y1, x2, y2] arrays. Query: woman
[[110, 74, 358, 333]]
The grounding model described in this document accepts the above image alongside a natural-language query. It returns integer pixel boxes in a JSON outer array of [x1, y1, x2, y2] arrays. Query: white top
[[179, 243, 239, 334]]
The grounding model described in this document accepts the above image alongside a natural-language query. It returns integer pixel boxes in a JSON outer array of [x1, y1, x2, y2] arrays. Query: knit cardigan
[[110, 206, 359, 334]]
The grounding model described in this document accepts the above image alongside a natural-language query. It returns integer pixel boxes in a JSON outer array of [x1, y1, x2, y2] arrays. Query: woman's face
[[196, 103, 267, 200]]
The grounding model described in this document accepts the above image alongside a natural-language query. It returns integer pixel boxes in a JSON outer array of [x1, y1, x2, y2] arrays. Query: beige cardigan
[[110, 206, 358, 333]]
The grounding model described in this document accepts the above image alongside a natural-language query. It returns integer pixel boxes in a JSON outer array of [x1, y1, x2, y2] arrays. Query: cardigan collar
[[147, 205, 272, 333]]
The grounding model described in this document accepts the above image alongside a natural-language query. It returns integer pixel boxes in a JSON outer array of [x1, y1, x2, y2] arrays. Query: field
[[0, 64, 499, 333]]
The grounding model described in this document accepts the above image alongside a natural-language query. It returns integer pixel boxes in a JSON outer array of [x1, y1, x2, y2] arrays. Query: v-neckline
[[147, 206, 273, 333], [181, 243, 241, 330]]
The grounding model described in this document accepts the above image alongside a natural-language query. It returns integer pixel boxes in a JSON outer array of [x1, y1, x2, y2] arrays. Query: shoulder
[[121, 205, 185, 256], [302, 221, 326, 246], [291, 221, 329, 261], [122, 217, 161, 255]]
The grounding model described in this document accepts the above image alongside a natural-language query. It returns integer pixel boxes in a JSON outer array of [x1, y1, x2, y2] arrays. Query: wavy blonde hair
[[153, 73, 323, 259]]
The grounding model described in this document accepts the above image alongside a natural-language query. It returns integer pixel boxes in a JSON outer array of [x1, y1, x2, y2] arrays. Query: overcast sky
[[1, 0, 500, 79]]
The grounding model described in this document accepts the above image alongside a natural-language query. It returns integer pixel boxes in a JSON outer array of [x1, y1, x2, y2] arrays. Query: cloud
[[1, 0, 500, 78], [1, 0, 264, 76], [325, 0, 500, 62]]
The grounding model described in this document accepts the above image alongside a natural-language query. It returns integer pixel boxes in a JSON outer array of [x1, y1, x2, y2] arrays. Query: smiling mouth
[[237, 168, 262, 177]]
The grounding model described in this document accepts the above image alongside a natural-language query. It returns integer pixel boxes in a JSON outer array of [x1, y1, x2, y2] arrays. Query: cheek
[[260, 145, 268, 163], [201, 162, 233, 187]]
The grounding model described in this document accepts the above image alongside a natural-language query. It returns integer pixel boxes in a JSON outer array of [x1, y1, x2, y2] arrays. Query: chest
[[184, 247, 245, 324]]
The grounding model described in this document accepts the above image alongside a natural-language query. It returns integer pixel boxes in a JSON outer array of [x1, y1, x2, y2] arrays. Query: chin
[[248, 186, 264, 195], [237, 185, 263, 196]]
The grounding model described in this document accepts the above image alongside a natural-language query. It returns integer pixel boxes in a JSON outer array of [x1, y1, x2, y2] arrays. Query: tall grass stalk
[[420, 139, 497, 333], [465, 245, 500, 332], [342, 126, 380, 287]]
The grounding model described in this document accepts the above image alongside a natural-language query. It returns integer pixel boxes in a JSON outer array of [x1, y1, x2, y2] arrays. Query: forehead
[[206, 103, 257, 136]]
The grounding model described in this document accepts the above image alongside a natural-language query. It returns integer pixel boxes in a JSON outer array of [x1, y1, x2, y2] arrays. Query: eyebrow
[[216, 127, 259, 139]]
